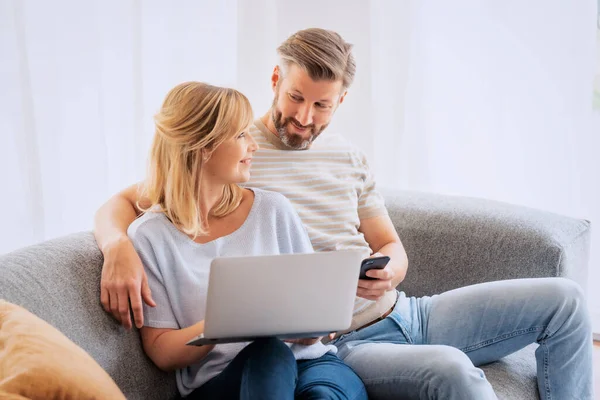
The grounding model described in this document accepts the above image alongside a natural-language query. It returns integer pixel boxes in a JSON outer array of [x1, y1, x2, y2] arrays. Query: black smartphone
[[359, 256, 390, 280]]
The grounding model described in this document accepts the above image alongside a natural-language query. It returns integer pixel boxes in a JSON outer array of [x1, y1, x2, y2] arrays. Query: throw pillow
[[0, 300, 125, 399]]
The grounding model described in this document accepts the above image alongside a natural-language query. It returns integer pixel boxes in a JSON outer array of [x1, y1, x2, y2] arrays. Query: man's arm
[[95, 183, 144, 251], [94, 182, 154, 330], [357, 214, 408, 301]]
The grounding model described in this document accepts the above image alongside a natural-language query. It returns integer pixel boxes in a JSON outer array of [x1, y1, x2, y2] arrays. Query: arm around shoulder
[[94, 182, 155, 330], [94, 182, 147, 251]]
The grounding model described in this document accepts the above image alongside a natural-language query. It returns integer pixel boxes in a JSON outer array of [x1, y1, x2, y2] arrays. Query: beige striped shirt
[[245, 119, 396, 329]]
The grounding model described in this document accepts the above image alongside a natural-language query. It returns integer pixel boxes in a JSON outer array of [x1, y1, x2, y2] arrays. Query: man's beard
[[270, 97, 328, 150]]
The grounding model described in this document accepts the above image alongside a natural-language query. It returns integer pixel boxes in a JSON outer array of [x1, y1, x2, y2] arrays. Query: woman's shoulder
[[247, 188, 300, 226], [249, 187, 293, 210], [127, 210, 173, 243]]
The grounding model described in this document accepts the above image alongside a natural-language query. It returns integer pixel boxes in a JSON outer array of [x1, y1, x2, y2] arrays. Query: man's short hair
[[277, 28, 356, 90]]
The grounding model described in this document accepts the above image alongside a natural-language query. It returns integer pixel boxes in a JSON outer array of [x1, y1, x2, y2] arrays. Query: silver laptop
[[187, 250, 362, 346]]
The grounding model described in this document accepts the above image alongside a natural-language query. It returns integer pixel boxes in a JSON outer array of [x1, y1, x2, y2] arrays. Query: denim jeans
[[187, 337, 367, 400], [332, 278, 593, 400]]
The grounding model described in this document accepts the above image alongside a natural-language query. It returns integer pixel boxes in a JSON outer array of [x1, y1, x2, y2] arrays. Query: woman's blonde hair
[[140, 82, 254, 238]]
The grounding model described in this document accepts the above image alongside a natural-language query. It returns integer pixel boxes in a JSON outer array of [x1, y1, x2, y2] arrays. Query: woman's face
[[202, 126, 259, 185]]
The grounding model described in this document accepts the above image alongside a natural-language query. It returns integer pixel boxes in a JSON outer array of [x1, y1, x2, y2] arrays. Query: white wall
[[0, 0, 239, 251], [369, 0, 600, 330]]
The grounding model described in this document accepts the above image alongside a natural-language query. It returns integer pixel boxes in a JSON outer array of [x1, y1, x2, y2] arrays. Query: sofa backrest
[[383, 190, 591, 297], [0, 232, 178, 400]]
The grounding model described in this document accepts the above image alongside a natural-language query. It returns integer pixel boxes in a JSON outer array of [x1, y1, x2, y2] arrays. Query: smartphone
[[359, 256, 390, 280]]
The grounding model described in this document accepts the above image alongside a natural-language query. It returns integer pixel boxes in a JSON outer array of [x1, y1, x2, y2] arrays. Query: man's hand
[[356, 252, 395, 301], [100, 236, 156, 330]]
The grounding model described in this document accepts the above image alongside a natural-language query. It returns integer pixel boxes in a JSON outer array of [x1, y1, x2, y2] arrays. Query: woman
[[127, 82, 367, 400]]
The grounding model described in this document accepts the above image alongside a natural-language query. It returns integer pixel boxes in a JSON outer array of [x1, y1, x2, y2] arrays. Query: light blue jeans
[[332, 278, 593, 400]]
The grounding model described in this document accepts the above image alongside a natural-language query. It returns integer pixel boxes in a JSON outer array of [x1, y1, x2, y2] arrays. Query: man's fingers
[[366, 268, 394, 280], [141, 273, 156, 307], [359, 287, 386, 296], [109, 289, 121, 323], [130, 288, 145, 329], [357, 287, 385, 300], [357, 278, 393, 291], [100, 286, 110, 313], [99, 237, 149, 328], [117, 291, 132, 330]]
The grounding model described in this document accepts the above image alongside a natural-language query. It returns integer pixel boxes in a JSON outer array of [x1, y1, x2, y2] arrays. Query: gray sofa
[[0, 190, 591, 400]]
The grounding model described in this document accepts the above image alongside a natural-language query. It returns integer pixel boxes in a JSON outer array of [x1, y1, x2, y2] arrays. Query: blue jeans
[[187, 337, 367, 399], [332, 278, 593, 400]]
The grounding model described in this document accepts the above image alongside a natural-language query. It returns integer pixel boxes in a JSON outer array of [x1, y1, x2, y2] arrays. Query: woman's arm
[[141, 321, 215, 372]]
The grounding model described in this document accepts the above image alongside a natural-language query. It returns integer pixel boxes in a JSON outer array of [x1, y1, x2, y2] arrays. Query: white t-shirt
[[128, 189, 336, 397]]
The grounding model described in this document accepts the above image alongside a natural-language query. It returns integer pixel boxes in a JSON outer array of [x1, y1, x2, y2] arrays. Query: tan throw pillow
[[0, 300, 125, 400]]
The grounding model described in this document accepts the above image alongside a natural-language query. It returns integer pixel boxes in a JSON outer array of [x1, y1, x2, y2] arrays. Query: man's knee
[[550, 278, 591, 330], [552, 277, 586, 304], [426, 345, 480, 377], [424, 346, 492, 398]]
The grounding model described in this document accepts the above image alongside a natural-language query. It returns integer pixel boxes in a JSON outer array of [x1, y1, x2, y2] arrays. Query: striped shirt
[[245, 119, 396, 323]]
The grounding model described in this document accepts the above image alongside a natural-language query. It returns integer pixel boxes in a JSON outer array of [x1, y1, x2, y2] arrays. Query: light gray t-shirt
[[127, 188, 336, 397]]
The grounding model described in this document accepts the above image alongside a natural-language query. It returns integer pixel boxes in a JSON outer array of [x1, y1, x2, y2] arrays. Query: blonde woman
[[126, 82, 367, 400]]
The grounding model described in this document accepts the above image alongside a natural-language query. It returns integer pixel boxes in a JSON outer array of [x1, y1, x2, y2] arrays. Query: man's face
[[270, 64, 346, 150]]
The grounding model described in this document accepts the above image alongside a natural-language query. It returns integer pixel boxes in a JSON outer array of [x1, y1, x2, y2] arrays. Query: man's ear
[[271, 66, 281, 92], [338, 90, 348, 105]]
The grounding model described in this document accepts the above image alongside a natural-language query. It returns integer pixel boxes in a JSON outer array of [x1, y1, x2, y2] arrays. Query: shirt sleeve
[[355, 150, 388, 220], [128, 226, 179, 329]]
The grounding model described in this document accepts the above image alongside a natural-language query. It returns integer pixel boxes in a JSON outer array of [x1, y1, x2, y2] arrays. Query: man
[[94, 28, 593, 399]]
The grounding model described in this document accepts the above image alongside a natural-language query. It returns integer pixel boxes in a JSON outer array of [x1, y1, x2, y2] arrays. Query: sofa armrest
[[383, 190, 591, 297], [0, 232, 178, 400]]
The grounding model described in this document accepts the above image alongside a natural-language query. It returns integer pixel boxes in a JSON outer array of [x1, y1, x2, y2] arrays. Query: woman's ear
[[201, 149, 210, 162]]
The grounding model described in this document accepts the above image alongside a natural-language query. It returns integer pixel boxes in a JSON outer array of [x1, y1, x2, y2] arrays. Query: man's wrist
[[100, 233, 130, 255]]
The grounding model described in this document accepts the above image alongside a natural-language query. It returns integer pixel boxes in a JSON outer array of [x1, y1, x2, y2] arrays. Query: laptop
[[186, 250, 363, 346]]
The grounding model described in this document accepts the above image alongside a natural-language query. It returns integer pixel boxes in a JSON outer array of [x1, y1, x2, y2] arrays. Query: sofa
[[0, 190, 591, 399]]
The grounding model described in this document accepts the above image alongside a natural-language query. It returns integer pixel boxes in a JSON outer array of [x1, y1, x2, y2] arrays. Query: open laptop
[[186, 250, 363, 346]]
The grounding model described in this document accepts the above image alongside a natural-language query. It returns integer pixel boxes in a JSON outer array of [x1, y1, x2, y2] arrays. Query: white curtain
[[0, 0, 239, 252], [1, 0, 598, 328], [368, 0, 600, 330]]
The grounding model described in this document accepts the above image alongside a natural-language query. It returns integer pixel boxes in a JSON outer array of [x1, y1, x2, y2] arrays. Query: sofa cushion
[[0, 300, 125, 399], [481, 344, 539, 400]]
